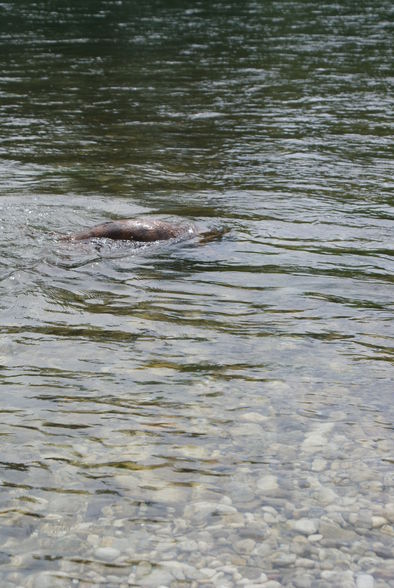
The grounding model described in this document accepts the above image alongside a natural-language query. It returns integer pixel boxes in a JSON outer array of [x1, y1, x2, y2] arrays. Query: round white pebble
[[94, 547, 120, 562], [289, 518, 319, 535], [356, 574, 375, 588]]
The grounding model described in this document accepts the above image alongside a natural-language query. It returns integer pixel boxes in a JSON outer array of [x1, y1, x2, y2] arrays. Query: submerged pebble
[[356, 574, 375, 588], [94, 547, 121, 562], [289, 518, 319, 536]]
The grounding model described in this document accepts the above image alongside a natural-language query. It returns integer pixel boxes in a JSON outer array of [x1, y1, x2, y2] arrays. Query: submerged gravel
[[1, 412, 393, 587]]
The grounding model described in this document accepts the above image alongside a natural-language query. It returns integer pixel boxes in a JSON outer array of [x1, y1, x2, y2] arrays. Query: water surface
[[0, 1, 393, 587]]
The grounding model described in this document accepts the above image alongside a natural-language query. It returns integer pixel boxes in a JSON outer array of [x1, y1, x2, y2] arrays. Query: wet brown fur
[[62, 219, 195, 242]]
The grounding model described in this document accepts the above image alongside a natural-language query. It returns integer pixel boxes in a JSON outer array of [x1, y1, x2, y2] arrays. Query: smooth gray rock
[[356, 574, 374, 588]]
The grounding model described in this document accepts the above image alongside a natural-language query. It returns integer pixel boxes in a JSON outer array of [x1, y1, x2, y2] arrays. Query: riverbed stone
[[271, 551, 296, 566], [312, 458, 327, 472], [308, 534, 322, 543], [200, 567, 216, 579], [295, 557, 315, 569], [289, 518, 319, 535], [384, 502, 394, 523], [257, 475, 278, 494], [240, 412, 269, 423], [371, 516, 387, 528], [301, 423, 335, 453], [263, 511, 277, 524], [293, 573, 313, 588], [137, 568, 173, 587], [291, 535, 311, 556], [319, 487, 338, 505], [232, 423, 264, 437], [161, 560, 199, 580], [356, 574, 375, 588], [321, 570, 356, 587], [319, 520, 357, 544], [184, 501, 237, 521], [235, 538, 256, 554], [178, 539, 198, 552], [94, 547, 120, 562]]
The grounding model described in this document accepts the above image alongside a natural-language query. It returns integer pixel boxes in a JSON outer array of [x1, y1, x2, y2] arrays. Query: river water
[[0, 1, 393, 587]]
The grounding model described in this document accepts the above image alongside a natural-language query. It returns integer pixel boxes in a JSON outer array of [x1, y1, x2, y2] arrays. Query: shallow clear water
[[0, 1, 393, 587]]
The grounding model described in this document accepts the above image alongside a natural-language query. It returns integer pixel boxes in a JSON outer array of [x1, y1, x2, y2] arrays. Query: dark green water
[[0, 2, 393, 587]]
